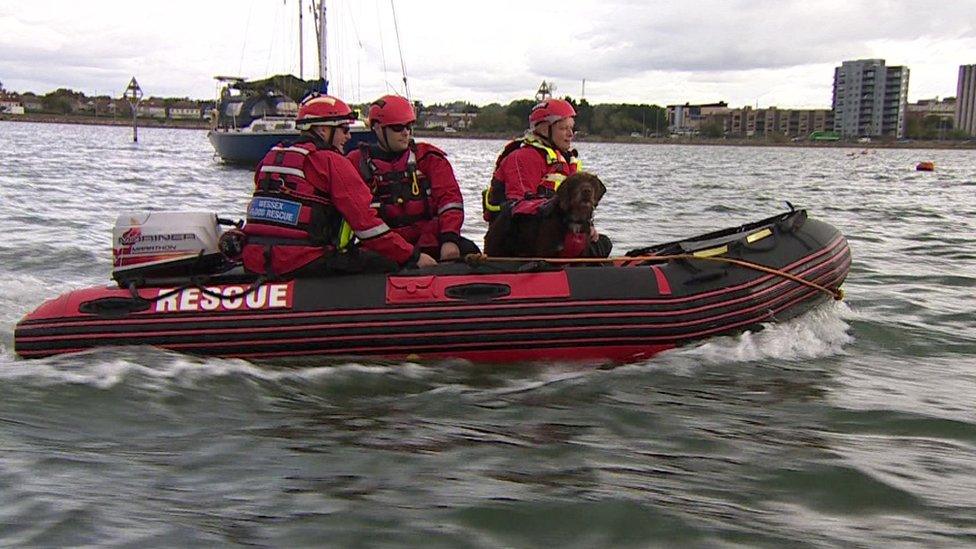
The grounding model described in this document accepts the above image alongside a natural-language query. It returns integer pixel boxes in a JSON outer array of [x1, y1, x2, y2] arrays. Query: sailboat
[[207, 0, 372, 165]]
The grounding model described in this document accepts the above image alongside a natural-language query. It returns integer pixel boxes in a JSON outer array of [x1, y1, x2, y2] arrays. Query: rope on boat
[[463, 253, 844, 301]]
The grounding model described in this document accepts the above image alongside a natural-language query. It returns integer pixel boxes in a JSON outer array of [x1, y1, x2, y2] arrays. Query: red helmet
[[529, 99, 576, 126], [296, 94, 358, 130], [367, 95, 416, 127]]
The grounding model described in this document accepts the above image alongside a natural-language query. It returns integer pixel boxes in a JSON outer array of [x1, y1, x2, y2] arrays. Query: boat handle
[[79, 297, 151, 318], [444, 283, 512, 302]]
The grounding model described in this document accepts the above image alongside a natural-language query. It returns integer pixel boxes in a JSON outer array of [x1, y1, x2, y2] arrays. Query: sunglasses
[[386, 123, 413, 132], [336, 125, 351, 133]]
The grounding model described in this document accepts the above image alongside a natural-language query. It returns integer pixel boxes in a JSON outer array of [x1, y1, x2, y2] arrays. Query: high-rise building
[[956, 64, 976, 136], [831, 59, 910, 138]]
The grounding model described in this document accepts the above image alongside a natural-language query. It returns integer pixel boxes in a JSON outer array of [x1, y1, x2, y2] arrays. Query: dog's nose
[[582, 188, 593, 200]]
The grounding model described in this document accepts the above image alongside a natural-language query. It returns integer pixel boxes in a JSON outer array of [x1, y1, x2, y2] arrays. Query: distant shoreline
[[3, 113, 974, 150], [0, 112, 209, 130]]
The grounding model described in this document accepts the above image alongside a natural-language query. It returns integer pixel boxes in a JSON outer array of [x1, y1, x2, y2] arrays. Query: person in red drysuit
[[241, 93, 437, 277], [347, 94, 480, 261]]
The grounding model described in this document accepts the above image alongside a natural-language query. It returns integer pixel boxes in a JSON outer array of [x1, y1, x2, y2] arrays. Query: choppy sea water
[[1, 120, 975, 547]]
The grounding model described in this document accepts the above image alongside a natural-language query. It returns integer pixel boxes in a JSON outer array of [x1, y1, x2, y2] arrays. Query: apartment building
[[831, 59, 909, 138], [956, 64, 976, 136], [727, 107, 832, 138]]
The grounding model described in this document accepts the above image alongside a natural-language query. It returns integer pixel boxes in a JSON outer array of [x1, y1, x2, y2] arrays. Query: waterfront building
[[0, 100, 25, 115], [169, 101, 205, 120], [418, 110, 477, 131], [831, 59, 909, 138], [137, 98, 167, 119], [906, 97, 956, 138], [727, 107, 831, 138], [666, 102, 729, 135], [956, 64, 976, 136]]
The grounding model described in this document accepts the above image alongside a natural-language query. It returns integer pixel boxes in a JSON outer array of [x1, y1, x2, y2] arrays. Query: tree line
[[905, 114, 970, 140], [422, 98, 669, 137], [5, 77, 671, 137], [244, 76, 670, 137]]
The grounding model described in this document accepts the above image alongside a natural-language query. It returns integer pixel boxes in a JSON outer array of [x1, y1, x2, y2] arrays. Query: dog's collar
[[554, 204, 592, 234], [565, 219, 592, 234]]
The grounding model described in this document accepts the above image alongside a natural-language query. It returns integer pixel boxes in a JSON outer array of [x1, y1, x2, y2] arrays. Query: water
[[1, 120, 975, 546]]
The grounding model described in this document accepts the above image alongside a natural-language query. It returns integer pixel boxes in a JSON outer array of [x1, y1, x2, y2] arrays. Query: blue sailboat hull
[[208, 128, 376, 166]]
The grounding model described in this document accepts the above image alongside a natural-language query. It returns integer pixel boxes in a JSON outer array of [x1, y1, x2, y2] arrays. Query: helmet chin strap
[[309, 126, 336, 149], [378, 127, 392, 151], [535, 123, 559, 150]]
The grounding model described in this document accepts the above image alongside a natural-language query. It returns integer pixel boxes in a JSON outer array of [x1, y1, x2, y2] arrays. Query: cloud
[[528, 0, 976, 79], [1, 0, 972, 105]]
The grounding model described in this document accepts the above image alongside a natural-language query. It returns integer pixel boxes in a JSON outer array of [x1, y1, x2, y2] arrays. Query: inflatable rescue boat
[[14, 208, 850, 363]]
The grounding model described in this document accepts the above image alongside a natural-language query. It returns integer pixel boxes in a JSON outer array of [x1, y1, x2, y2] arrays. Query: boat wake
[[651, 300, 854, 371], [1, 300, 854, 395]]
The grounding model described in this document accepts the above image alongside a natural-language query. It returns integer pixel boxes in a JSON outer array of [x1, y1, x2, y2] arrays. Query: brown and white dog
[[484, 172, 611, 258]]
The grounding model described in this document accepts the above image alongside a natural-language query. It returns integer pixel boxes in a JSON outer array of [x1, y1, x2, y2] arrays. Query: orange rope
[[464, 253, 844, 300]]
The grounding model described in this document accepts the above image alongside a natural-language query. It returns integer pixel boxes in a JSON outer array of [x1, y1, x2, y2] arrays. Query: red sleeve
[[305, 151, 415, 265], [499, 148, 547, 201], [345, 148, 362, 166], [418, 151, 464, 241]]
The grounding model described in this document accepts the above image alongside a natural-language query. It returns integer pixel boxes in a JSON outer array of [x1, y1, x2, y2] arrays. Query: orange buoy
[[916, 161, 935, 171]]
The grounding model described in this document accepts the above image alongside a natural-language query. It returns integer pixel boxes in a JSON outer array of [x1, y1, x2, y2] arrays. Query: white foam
[[646, 301, 854, 371], [0, 301, 855, 391], [0, 353, 132, 389]]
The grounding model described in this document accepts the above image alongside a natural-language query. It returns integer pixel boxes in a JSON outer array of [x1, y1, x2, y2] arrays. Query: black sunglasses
[[386, 123, 413, 132]]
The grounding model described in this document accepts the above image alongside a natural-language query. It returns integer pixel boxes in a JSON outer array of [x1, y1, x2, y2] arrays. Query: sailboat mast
[[298, 0, 304, 80], [315, 0, 329, 94]]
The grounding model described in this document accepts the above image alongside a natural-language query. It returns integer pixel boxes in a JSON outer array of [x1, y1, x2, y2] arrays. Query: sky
[[1, 0, 974, 108]]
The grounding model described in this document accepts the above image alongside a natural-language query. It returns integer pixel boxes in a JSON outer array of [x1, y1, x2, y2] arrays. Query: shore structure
[[832, 59, 910, 139], [957, 65, 976, 136], [2, 113, 972, 150]]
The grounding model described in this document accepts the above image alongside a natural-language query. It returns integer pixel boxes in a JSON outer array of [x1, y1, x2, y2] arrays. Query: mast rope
[[390, 0, 410, 100]]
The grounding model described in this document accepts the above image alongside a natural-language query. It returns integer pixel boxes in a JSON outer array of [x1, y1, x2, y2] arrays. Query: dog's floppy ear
[[592, 177, 607, 204], [556, 177, 574, 212]]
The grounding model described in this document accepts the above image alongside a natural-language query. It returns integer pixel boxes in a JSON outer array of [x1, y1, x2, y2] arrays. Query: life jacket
[[493, 198, 588, 258], [244, 138, 353, 252], [482, 133, 582, 222], [356, 142, 440, 229]]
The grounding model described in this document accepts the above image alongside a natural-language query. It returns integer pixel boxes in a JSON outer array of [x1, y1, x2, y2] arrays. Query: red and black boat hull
[[15, 210, 851, 363]]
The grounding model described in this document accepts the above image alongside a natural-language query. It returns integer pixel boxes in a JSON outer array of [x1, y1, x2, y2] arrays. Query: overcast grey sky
[[1, 0, 974, 107]]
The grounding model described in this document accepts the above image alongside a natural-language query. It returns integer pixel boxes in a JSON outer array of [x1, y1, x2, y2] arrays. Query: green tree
[[506, 99, 536, 126], [470, 103, 519, 133], [905, 117, 922, 139], [565, 97, 593, 134], [41, 95, 73, 114], [700, 120, 725, 138]]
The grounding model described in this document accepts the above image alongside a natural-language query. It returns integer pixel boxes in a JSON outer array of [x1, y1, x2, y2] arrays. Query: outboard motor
[[112, 212, 234, 287]]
